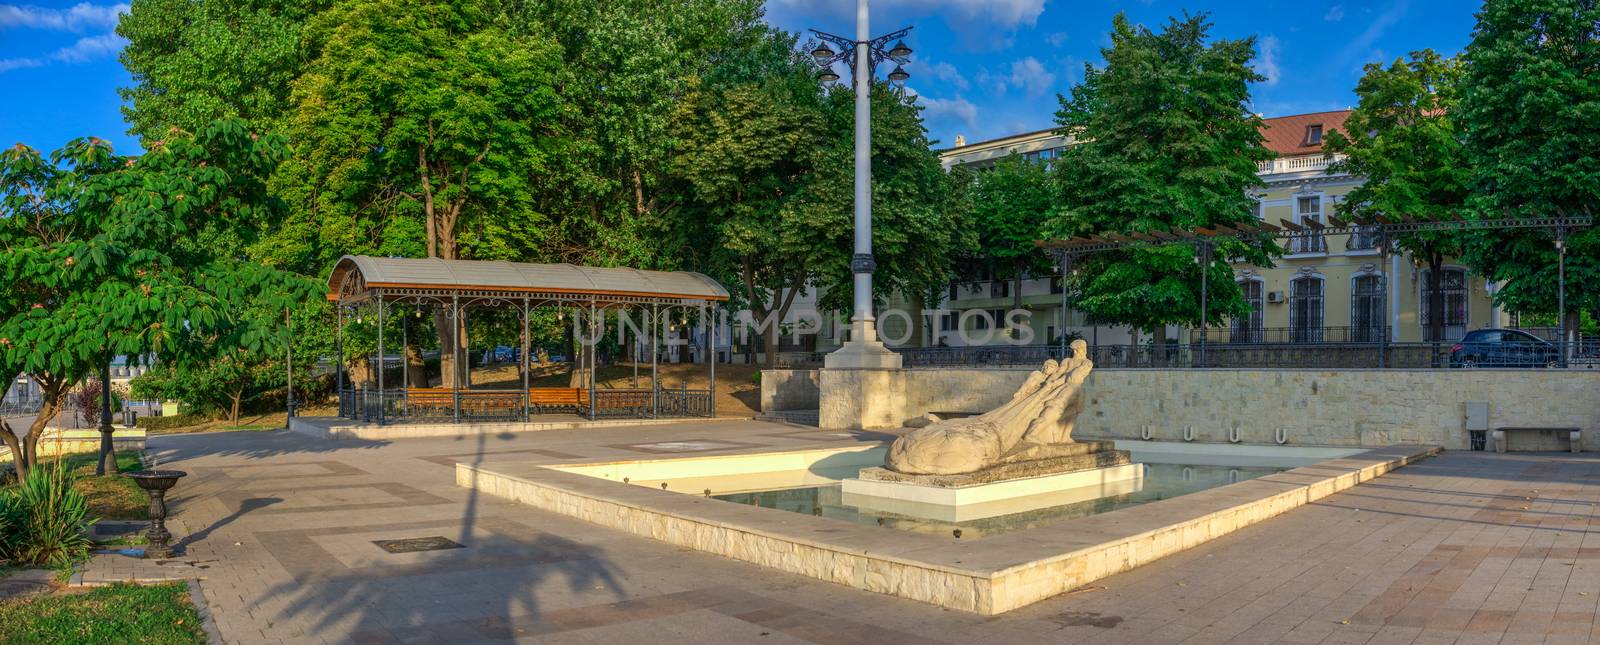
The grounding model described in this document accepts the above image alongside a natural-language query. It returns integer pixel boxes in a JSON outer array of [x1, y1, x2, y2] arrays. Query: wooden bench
[[1492, 427, 1581, 453], [402, 387, 649, 416]]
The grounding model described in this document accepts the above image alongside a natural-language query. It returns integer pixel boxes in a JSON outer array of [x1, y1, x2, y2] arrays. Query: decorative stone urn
[[126, 470, 187, 559]]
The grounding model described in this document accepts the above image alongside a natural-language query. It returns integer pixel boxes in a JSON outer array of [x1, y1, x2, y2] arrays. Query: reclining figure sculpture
[[886, 339, 1095, 475]]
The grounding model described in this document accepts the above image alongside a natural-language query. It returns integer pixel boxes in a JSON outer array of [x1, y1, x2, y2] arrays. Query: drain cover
[[372, 536, 465, 554]]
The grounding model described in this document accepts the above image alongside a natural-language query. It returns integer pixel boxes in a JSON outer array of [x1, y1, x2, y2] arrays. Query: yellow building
[[935, 110, 1502, 346]]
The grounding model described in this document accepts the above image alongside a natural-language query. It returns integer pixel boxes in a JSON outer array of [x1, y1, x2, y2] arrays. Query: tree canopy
[[1053, 13, 1276, 339], [1458, 0, 1600, 330], [0, 121, 303, 478], [1324, 49, 1469, 343]]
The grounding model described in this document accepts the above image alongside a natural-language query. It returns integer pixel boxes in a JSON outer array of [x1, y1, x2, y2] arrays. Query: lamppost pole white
[[851, 0, 873, 340], [810, 1, 912, 370]]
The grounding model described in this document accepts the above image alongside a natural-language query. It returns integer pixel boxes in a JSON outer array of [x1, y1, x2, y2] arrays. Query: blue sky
[[1, 1, 1479, 155]]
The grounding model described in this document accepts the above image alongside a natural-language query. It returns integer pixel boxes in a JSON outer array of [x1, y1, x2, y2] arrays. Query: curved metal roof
[[328, 255, 729, 302]]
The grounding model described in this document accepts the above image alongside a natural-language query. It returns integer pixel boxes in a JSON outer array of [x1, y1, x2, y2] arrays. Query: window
[[1347, 225, 1379, 251], [1289, 277, 1324, 343], [1291, 195, 1326, 254], [940, 312, 957, 331], [1232, 280, 1265, 343], [1420, 268, 1468, 342], [1049, 276, 1064, 295], [990, 280, 1009, 298], [1351, 275, 1386, 342], [1305, 125, 1323, 145]]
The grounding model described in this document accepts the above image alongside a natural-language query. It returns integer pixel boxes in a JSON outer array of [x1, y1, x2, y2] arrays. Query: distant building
[[723, 110, 1502, 361], [935, 110, 1501, 346]]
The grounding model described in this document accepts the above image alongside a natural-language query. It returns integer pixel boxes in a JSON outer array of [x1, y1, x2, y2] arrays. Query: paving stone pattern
[[71, 421, 1600, 644]]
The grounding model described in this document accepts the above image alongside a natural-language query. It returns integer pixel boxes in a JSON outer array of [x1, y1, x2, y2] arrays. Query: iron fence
[[337, 386, 714, 423], [1191, 326, 1390, 345], [892, 341, 1600, 370]]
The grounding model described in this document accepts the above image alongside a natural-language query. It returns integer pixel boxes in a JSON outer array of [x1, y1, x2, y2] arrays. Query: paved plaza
[[82, 420, 1600, 644]]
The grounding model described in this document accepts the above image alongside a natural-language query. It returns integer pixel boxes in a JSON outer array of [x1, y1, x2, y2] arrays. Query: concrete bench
[[1492, 427, 1581, 453]]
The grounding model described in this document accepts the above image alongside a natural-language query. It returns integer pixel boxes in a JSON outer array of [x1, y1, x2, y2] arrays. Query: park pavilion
[[326, 255, 729, 423]]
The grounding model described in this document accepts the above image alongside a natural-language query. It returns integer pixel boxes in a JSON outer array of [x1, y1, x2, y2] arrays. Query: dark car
[[1449, 329, 1561, 368]]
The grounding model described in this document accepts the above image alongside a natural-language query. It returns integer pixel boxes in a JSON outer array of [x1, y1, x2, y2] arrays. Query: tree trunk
[[0, 420, 24, 481], [406, 345, 429, 387], [229, 388, 243, 426], [433, 310, 456, 389], [1012, 267, 1025, 342], [20, 376, 69, 482], [1151, 326, 1167, 367], [909, 292, 928, 347]]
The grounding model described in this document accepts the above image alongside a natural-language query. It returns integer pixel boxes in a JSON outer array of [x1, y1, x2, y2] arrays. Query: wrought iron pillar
[[376, 294, 385, 425], [1557, 225, 1568, 367]]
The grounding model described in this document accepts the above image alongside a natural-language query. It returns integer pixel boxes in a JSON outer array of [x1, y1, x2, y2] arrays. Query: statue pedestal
[[840, 443, 1143, 522]]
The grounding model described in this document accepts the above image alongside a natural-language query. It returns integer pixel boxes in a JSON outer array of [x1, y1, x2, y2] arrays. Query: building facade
[[935, 110, 1500, 347]]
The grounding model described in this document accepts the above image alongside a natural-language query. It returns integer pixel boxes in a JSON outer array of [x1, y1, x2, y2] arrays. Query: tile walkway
[[69, 421, 1600, 644]]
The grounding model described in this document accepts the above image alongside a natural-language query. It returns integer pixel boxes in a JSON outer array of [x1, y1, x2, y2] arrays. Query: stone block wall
[[760, 369, 821, 412], [814, 367, 1600, 450]]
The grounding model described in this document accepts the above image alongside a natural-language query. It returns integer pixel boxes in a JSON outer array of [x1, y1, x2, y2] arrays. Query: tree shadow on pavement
[[248, 428, 627, 642]]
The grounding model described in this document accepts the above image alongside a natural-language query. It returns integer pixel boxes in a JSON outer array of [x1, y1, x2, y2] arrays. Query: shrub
[[135, 413, 206, 431], [0, 460, 96, 568]]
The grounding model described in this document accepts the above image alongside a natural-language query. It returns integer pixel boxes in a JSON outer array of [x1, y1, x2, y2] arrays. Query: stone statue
[[886, 339, 1095, 475]]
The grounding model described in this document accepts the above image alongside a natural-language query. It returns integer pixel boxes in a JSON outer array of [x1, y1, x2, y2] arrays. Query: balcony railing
[[1257, 154, 1344, 175]]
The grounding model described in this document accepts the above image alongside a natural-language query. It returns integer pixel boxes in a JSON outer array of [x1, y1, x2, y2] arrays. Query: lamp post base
[[824, 322, 903, 370]]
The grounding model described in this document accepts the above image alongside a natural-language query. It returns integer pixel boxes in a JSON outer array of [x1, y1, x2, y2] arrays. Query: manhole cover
[[372, 536, 465, 554]]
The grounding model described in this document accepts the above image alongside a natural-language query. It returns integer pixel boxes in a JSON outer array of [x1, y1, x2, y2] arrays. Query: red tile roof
[[1259, 110, 1351, 156]]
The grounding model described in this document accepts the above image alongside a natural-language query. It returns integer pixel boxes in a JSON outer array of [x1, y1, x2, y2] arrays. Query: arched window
[[1232, 279, 1264, 343], [1420, 268, 1468, 342], [1289, 276, 1324, 343], [1351, 274, 1386, 342]]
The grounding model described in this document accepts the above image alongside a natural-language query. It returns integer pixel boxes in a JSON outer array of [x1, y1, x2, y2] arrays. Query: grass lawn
[[2, 451, 148, 520], [0, 582, 205, 644]]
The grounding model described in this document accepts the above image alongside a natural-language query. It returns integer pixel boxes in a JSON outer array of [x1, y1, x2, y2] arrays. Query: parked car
[[1449, 329, 1561, 368]]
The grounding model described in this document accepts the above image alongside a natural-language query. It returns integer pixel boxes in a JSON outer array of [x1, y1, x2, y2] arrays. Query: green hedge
[[134, 414, 206, 431]]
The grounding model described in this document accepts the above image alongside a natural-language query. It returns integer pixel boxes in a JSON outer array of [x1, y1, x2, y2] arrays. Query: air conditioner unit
[[1266, 291, 1286, 304]]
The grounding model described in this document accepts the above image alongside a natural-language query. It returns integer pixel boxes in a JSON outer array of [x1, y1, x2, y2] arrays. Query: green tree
[[1325, 50, 1469, 345], [1458, 0, 1600, 339], [665, 28, 827, 367], [529, 0, 767, 268], [118, 0, 326, 140], [1053, 13, 1275, 347], [284, 0, 563, 384], [967, 154, 1057, 333], [802, 83, 965, 346], [0, 121, 293, 480]]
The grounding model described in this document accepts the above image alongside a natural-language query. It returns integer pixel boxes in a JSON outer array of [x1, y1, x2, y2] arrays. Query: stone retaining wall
[[807, 367, 1600, 450], [759, 369, 821, 412]]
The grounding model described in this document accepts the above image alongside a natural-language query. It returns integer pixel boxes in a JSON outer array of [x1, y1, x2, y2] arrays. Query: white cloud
[[768, 0, 1047, 29], [0, 32, 126, 72], [1045, 32, 1068, 47], [1258, 35, 1281, 87], [908, 88, 979, 131], [1006, 57, 1055, 96], [0, 2, 128, 32], [1324, 5, 1345, 22], [907, 59, 969, 91]]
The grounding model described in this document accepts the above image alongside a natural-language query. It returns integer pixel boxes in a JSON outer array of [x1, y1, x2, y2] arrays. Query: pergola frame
[[327, 256, 728, 424]]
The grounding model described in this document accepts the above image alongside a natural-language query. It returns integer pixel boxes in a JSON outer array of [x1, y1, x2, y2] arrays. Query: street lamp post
[[811, 0, 912, 371]]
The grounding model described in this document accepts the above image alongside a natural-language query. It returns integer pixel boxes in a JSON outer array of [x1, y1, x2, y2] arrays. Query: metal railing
[[337, 386, 715, 423], [0, 396, 44, 417], [1193, 326, 1390, 344], [893, 341, 1599, 370]]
